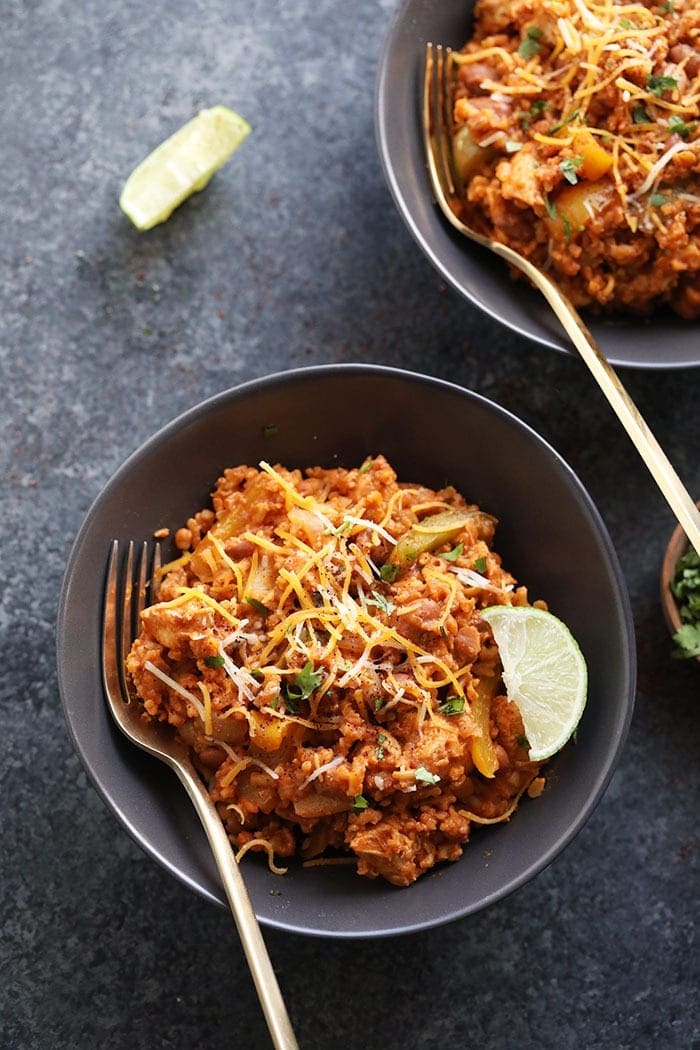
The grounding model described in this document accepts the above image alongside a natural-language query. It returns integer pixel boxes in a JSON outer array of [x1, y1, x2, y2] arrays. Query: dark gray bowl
[[374, 0, 700, 370], [57, 364, 635, 938]]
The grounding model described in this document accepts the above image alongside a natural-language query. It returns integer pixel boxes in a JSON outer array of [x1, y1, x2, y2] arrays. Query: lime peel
[[119, 105, 251, 230], [481, 605, 587, 762]]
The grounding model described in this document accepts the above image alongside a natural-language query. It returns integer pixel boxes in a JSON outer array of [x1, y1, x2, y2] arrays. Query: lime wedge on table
[[119, 106, 251, 230], [481, 606, 587, 762]]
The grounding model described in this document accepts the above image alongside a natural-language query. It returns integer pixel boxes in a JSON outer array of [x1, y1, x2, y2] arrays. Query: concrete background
[[3, 1, 698, 1047]]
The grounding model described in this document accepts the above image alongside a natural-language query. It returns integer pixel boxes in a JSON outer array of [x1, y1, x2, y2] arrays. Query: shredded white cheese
[[298, 755, 345, 792], [144, 660, 207, 721], [218, 645, 261, 704], [449, 566, 513, 593], [630, 140, 694, 200]]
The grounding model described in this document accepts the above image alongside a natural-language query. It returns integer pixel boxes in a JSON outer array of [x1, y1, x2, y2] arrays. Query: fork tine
[[136, 540, 162, 616], [119, 540, 136, 699], [435, 45, 457, 199], [119, 540, 162, 701], [440, 46, 460, 195], [424, 45, 451, 200], [134, 540, 149, 623], [151, 542, 162, 602], [422, 42, 438, 191], [102, 540, 122, 704], [424, 42, 467, 227]]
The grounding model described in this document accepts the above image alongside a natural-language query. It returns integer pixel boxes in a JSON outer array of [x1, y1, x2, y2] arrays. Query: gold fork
[[102, 539, 298, 1050], [424, 42, 700, 556]]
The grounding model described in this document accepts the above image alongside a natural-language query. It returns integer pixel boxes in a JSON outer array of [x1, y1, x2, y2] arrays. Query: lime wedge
[[119, 106, 251, 230], [480, 605, 587, 762]]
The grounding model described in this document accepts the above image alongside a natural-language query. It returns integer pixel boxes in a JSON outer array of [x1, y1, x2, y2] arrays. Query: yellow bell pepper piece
[[470, 676, 499, 779], [574, 129, 613, 181]]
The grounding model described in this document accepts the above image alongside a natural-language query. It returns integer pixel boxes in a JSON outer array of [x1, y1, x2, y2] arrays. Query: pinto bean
[[174, 527, 193, 550], [453, 624, 481, 663], [197, 745, 226, 769], [669, 44, 700, 79], [458, 61, 498, 95], [225, 537, 255, 560], [494, 744, 510, 770]]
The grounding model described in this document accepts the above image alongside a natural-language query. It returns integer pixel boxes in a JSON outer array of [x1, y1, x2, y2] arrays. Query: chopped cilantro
[[440, 542, 464, 562], [667, 114, 696, 139], [671, 548, 700, 611], [250, 668, 264, 681], [245, 596, 271, 617], [519, 102, 546, 131], [544, 194, 558, 220], [329, 519, 353, 536], [473, 556, 488, 573], [670, 548, 700, 660], [366, 591, 396, 616], [647, 74, 678, 97], [550, 109, 580, 134], [518, 26, 542, 60], [673, 623, 700, 659], [559, 155, 584, 185], [649, 193, 667, 207], [632, 105, 651, 124], [353, 794, 369, 810], [377, 732, 387, 743], [204, 654, 225, 668], [285, 660, 323, 703], [262, 423, 278, 438], [414, 766, 440, 785], [373, 696, 384, 711], [379, 562, 399, 582], [562, 214, 572, 245], [439, 695, 466, 716]]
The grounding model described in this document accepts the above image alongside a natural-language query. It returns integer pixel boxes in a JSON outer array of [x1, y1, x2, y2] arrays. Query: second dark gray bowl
[[374, 0, 700, 369]]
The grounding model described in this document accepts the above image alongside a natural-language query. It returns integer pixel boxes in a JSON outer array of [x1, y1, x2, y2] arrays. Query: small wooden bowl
[[660, 506, 700, 665]]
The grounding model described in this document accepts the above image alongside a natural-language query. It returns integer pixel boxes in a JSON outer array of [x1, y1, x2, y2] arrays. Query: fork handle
[[498, 246, 700, 557], [172, 757, 299, 1050]]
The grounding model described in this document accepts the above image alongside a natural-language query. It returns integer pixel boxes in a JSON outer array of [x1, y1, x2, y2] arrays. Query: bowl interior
[[57, 364, 635, 937], [374, 0, 700, 369]]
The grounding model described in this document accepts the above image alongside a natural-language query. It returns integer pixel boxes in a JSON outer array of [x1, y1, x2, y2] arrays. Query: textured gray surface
[[2, 1, 698, 1048]]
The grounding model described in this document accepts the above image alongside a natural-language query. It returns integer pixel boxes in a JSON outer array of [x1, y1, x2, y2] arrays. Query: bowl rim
[[57, 362, 637, 937]]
